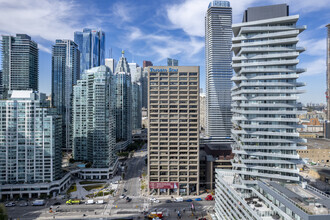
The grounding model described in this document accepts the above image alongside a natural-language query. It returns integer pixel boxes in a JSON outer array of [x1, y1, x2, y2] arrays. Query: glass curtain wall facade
[[73, 66, 116, 168], [115, 52, 132, 142], [205, 1, 232, 141], [51, 40, 80, 150], [231, 5, 306, 182], [74, 28, 105, 76], [1, 34, 38, 96], [0, 91, 62, 184]]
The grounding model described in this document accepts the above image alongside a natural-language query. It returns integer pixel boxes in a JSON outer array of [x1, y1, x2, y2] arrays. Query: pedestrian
[[174, 208, 176, 212], [183, 208, 185, 213]]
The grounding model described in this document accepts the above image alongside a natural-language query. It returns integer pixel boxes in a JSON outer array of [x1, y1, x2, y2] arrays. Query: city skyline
[[0, 0, 328, 104]]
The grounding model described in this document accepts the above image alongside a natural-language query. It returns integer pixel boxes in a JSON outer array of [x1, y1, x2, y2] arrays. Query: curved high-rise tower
[[205, 1, 232, 142]]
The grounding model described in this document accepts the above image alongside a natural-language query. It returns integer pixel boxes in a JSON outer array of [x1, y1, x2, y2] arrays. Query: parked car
[[19, 202, 28, 207], [195, 198, 202, 201], [5, 202, 16, 207], [205, 194, 214, 201], [185, 199, 193, 202], [53, 202, 61, 206], [165, 200, 172, 203]]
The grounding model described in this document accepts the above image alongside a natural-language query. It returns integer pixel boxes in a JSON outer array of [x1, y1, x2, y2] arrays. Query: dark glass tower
[[52, 39, 80, 150], [74, 28, 105, 76], [1, 34, 38, 96]]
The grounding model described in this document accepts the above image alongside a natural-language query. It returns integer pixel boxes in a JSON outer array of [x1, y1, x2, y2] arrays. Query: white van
[[86, 199, 94, 205], [97, 200, 104, 204], [175, 197, 183, 202]]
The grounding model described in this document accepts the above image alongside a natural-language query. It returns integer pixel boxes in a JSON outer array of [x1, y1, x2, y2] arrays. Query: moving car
[[149, 197, 160, 203], [66, 199, 81, 205], [53, 202, 61, 206], [5, 202, 16, 207], [33, 200, 45, 206], [119, 194, 126, 199], [19, 202, 28, 207]]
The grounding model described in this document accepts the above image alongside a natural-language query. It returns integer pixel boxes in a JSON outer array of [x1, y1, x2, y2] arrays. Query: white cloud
[[303, 58, 326, 76], [166, 0, 262, 37], [124, 27, 204, 63], [299, 37, 326, 56], [112, 2, 134, 23], [0, 0, 105, 53], [38, 44, 51, 54], [269, 0, 330, 14], [0, 0, 84, 42]]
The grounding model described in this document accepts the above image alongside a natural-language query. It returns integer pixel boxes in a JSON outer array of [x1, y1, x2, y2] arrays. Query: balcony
[[231, 150, 300, 159], [232, 52, 300, 62], [232, 30, 300, 42], [232, 59, 299, 71], [237, 46, 306, 56], [232, 37, 299, 55]]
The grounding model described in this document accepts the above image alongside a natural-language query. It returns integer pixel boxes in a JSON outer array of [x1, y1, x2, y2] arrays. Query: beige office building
[[148, 66, 200, 196]]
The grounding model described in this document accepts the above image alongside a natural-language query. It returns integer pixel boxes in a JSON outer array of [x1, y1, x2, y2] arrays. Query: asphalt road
[[6, 144, 215, 219], [122, 146, 147, 197]]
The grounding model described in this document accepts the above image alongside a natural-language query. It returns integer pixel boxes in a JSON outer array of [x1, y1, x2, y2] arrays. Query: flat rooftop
[[305, 138, 330, 149], [267, 181, 330, 215]]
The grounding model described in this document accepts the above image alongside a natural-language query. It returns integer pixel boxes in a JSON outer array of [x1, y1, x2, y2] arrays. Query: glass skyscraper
[[1, 34, 38, 97], [52, 39, 80, 150], [205, 1, 232, 141], [115, 52, 132, 142], [74, 28, 105, 76], [73, 66, 117, 168], [129, 63, 142, 131]]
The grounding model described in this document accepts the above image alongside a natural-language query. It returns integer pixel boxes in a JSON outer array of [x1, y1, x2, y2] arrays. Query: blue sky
[[0, 0, 329, 104]]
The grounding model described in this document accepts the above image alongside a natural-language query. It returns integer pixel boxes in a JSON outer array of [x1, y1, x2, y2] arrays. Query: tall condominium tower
[[74, 28, 105, 76], [148, 66, 200, 196], [1, 34, 38, 96], [129, 63, 142, 131], [214, 4, 308, 220], [231, 3, 306, 182], [167, 58, 178, 66], [0, 90, 62, 184], [73, 66, 117, 170], [205, 1, 232, 141], [52, 39, 80, 150], [115, 51, 132, 142], [132, 81, 142, 131], [105, 58, 116, 74], [142, 68, 149, 109]]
